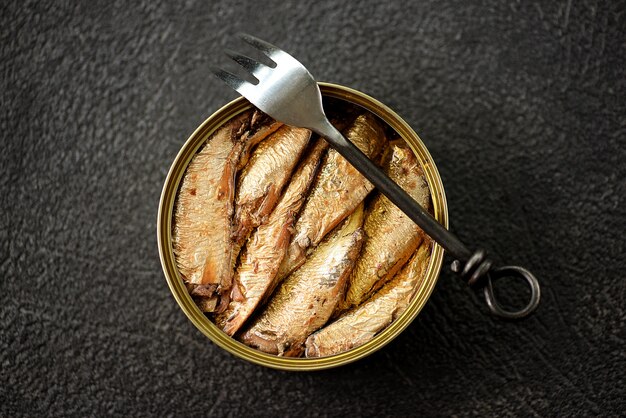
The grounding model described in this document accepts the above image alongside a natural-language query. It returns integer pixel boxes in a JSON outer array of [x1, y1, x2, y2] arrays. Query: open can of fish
[[157, 82, 448, 370]]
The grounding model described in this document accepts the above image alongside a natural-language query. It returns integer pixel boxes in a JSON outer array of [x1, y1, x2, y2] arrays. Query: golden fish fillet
[[305, 241, 431, 357], [232, 125, 312, 247], [215, 139, 329, 336], [338, 141, 431, 312], [173, 110, 280, 312], [275, 113, 385, 281], [239, 204, 365, 356]]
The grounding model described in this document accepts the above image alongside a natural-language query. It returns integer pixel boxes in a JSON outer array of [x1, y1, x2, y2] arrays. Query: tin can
[[157, 82, 448, 370]]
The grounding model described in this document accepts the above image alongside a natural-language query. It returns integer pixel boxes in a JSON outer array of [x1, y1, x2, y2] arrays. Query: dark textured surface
[[2, 0, 625, 416]]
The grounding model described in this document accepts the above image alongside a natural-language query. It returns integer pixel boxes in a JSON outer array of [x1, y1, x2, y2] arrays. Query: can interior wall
[[157, 83, 449, 371]]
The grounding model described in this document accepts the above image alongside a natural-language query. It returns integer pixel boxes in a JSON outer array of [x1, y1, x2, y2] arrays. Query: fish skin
[[173, 110, 280, 312], [215, 139, 329, 336], [195, 295, 219, 313], [338, 141, 431, 312], [232, 125, 312, 248], [237, 111, 283, 170], [239, 204, 365, 356], [305, 241, 432, 358], [275, 113, 386, 282]]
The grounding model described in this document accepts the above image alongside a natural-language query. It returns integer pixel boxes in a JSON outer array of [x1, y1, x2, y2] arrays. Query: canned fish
[[157, 83, 448, 370]]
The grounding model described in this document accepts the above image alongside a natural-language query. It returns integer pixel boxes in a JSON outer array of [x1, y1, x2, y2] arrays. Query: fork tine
[[237, 32, 280, 56], [224, 48, 267, 74], [210, 67, 256, 93]]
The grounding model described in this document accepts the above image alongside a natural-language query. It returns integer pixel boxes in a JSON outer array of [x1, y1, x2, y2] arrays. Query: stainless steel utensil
[[212, 33, 540, 319]]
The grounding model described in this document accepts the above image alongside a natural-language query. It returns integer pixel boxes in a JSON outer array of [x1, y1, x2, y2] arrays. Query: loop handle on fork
[[483, 266, 541, 319], [451, 250, 541, 319]]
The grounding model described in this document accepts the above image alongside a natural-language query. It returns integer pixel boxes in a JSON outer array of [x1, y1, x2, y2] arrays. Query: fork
[[212, 33, 540, 319]]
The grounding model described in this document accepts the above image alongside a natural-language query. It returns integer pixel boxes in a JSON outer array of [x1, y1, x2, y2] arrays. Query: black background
[[2, 1, 625, 416]]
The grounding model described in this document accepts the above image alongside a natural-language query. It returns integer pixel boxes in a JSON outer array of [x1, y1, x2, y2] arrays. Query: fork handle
[[314, 119, 540, 319]]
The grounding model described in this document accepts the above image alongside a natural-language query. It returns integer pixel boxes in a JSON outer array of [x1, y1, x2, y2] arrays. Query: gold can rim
[[157, 82, 449, 371]]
